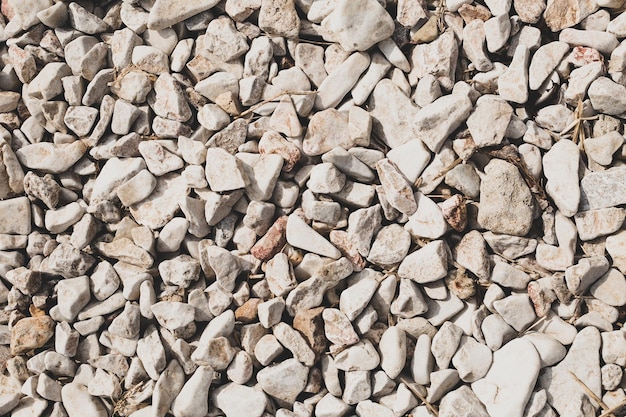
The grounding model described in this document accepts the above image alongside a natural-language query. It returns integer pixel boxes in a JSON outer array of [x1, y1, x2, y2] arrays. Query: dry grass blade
[[399, 375, 439, 417], [113, 381, 148, 417], [600, 400, 626, 417], [414, 157, 463, 188], [569, 371, 612, 415], [517, 315, 546, 337], [436, 0, 447, 32]]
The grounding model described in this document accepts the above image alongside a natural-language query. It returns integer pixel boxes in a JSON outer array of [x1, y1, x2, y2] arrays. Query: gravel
[[2, 0, 626, 417]]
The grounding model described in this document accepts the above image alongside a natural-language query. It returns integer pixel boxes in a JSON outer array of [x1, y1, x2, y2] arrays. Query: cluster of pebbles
[[3, 0, 626, 416]]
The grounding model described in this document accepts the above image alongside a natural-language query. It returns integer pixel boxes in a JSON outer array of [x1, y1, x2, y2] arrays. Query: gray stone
[[368, 79, 420, 149], [580, 166, 626, 211], [588, 77, 626, 115], [478, 159, 534, 236], [413, 93, 473, 153], [439, 386, 490, 417]]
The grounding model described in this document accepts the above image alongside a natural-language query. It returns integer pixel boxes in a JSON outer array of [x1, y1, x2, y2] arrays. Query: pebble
[[316, 393, 351, 417], [588, 77, 626, 115], [439, 386, 490, 417], [257, 358, 308, 403], [367, 224, 411, 267], [398, 240, 448, 284], [454, 230, 491, 283], [544, 0, 599, 31], [321, 0, 394, 52], [0, 197, 31, 235], [378, 326, 406, 379], [565, 256, 610, 295], [286, 212, 341, 259], [334, 339, 380, 371], [481, 313, 516, 351], [56, 275, 91, 321], [413, 93, 473, 153], [605, 230, 626, 274], [273, 322, 316, 366], [376, 159, 417, 216], [343, 370, 371, 404], [478, 159, 534, 236], [580, 166, 626, 211], [426, 369, 460, 403], [523, 332, 566, 368], [411, 334, 433, 385], [451, 335, 492, 380], [171, 366, 213, 417], [463, 19, 493, 72], [590, 268, 626, 306], [493, 294, 536, 333], [473, 339, 541, 417], [585, 130, 624, 166], [560, 28, 618, 54], [356, 400, 395, 417], [431, 321, 464, 370], [213, 383, 267, 417], [491, 262, 532, 289], [61, 382, 108, 417], [601, 364, 623, 391], [315, 52, 370, 110], [16, 141, 86, 174], [543, 139, 580, 217], [368, 79, 419, 150], [528, 42, 570, 90]]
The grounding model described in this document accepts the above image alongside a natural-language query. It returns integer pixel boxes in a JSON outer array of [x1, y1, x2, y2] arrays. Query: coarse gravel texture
[[1, 0, 626, 417]]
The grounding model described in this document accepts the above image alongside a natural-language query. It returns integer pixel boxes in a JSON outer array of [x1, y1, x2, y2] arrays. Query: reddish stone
[[251, 216, 287, 262], [329, 230, 366, 272]]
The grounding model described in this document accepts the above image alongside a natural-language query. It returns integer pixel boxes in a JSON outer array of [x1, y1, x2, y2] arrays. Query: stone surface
[[539, 327, 602, 417], [478, 159, 534, 236], [321, 0, 395, 52], [580, 166, 626, 211], [543, 139, 580, 217], [257, 358, 308, 403], [10, 316, 55, 355], [544, 0, 599, 31], [3, 0, 626, 412], [413, 93, 473, 153], [472, 339, 541, 417], [369, 79, 420, 149], [213, 383, 267, 417]]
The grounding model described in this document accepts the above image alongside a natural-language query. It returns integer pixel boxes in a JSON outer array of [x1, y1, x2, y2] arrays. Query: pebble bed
[[1, 0, 626, 417]]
